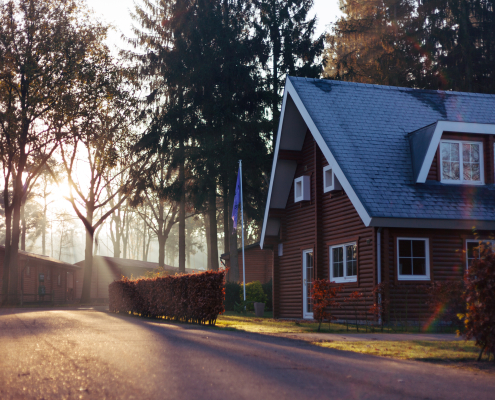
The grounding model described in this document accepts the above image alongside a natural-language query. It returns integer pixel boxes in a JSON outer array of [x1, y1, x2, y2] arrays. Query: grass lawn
[[313, 340, 495, 373], [215, 311, 458, 335], [215, 311, 350, 334]]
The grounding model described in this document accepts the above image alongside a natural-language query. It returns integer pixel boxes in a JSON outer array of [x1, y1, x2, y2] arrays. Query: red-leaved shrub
[[463, 251, 495, 361], [109, 270, 225, 325], [311, 279, 342, 332]]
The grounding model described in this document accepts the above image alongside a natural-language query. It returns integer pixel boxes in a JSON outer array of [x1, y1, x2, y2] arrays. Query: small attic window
[[323, 165, 341, 192], [440, 140, 484, 184], [294, 176, 310, 202]]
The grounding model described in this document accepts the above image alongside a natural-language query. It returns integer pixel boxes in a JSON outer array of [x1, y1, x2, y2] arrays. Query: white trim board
[[260, 77, 372, 249], [417, 121, 495, 183], [260, 82, 290, 249]]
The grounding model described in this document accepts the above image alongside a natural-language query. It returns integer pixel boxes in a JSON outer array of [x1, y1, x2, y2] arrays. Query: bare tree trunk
[[205, 212, 211, 270], [9, 183, 22, 303], [123, 212, 130, 259], [20, 201, 26, 251], [142, 206, 147, 261], [59, 220, 64, 260], [1, 208, 12, 304], [222, 180, 229, 254], [178, 139, 186, 273], [42, 201, 47, 255], [93, 223, 104, 256], [208, 184, 219, 271], [80, 206, 94, 304], [229, 183, 239, 282]]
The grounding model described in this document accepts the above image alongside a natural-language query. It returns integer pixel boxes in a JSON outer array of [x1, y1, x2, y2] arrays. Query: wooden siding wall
[[427, 133, 495, 183], [272, 131, 375, 319], [381, 228, 494, 321]]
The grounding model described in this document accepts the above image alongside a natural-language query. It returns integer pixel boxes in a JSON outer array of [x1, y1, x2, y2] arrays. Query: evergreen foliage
[[326, 0, 495, 93], [224, 281, 242, 311], [241, 280, 268, 311]]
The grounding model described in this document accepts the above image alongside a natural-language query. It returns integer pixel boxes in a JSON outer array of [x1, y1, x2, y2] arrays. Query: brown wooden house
[[0, 246, 81, 304], [220, 242, 273, 284], [261, 77, 495, 321]]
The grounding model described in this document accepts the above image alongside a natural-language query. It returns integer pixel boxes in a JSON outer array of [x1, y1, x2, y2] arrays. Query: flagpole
[[240, 160, 246, 302]]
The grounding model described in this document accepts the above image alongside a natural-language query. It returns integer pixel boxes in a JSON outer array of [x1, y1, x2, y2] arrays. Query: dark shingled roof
[[289, 76, 495, 221]]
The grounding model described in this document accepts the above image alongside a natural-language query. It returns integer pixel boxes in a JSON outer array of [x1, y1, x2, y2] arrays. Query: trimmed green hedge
[[109, 270, 225, 325]]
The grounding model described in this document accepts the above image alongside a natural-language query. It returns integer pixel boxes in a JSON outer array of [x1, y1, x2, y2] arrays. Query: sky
[[84, 0, 342, 52]]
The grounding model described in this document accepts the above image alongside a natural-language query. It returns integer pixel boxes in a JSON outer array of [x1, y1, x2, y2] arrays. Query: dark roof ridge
[[288, 76, 495, 98]]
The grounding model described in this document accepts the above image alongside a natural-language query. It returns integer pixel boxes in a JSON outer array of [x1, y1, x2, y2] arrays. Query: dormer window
[[440, 140, 483, 184]]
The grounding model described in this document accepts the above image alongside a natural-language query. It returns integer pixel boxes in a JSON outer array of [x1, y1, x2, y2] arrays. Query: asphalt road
[[0, 308, 494, 400]]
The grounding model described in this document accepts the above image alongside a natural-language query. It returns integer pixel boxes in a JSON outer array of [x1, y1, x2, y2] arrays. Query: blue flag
[[231, 169, 241, 233]]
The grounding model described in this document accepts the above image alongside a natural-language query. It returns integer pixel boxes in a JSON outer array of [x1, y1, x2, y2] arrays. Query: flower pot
[[254, 302, 265, 317]]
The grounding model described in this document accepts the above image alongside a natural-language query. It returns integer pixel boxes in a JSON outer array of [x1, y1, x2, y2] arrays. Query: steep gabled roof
[[261, 77, 495, 248]]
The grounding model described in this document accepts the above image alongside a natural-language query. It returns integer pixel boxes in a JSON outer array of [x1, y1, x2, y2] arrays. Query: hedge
[[109, 270, 225, 325]]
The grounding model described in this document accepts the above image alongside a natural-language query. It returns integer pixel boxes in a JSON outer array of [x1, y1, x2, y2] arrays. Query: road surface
[[0, 307, 493, 399]]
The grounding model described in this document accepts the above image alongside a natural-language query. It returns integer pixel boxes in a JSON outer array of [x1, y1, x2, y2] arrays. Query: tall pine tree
[[255, 0, 325, 147]]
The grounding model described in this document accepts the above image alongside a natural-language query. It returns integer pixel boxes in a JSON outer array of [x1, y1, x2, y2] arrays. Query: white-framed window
[[440, 140, 483, 184], [397, 238, 430, 280], [323, 165, 341, 193], [466, 239, 495, 269], [278, 243, 283, 257], [330, 242, 357, 283], [294, 175, 310, 202], [26, 266, 30, 276]]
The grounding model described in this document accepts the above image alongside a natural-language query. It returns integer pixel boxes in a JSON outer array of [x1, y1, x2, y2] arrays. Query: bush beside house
[[109, 270, 225, 325]]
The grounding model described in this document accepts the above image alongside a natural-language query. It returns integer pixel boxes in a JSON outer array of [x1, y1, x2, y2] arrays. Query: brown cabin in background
[[261, 77, 495, 321], [0, 245, 80, 304], [220, 242, 273, 284], [74, 256, 198, 301]]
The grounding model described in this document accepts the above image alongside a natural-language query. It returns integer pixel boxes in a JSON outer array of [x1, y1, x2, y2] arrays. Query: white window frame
[[294, 175, 310, 202], [440, 140, 484, 185], [323, 165, 341, 193], [397, 237, 430, 281], [465, 239, 495, 270], [329, 242, 358, 283]]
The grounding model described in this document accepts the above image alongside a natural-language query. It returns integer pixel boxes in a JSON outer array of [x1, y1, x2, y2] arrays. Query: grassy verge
[[313, 340, 495, 373], [215, 311, 349, 334], [215, 312, 460, 335]]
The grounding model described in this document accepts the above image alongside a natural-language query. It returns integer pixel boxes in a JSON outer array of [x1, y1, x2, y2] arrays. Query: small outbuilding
[[221, 242, 273, 284], [0, 246, 81, 304]]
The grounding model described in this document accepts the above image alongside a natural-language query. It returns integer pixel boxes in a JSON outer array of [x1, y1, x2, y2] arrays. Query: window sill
[[331, 277, 357, 284], [398, 275, 430, 281], [440, 180, 484, 185]]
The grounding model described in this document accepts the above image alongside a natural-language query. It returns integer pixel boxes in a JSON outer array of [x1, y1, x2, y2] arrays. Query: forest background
[[1, 0, 494, 303]]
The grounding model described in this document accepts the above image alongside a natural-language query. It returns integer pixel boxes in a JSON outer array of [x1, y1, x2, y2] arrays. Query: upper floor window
[[440, 140, 483, 184], [294, 175, 310, 202], [397, 238, 430, 281], [330, 242, 357, 283], [323, 165, 341, 193]]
